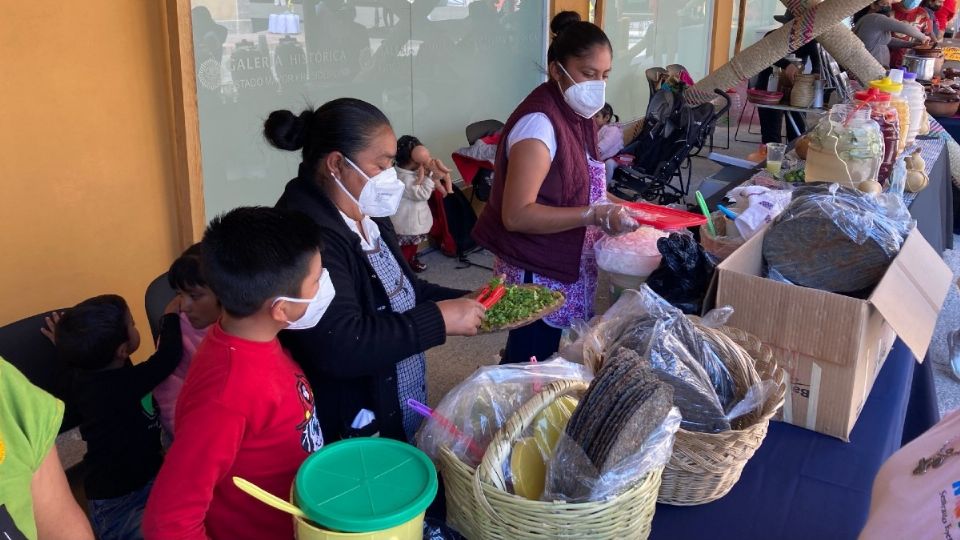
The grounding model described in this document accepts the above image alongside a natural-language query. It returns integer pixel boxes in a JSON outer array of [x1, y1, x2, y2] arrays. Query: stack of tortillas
[[567, 349, 673, 471], [548, 349, 673, 499]]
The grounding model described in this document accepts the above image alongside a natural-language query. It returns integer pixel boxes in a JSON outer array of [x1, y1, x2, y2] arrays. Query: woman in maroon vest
[[473, 13, 640, 365]]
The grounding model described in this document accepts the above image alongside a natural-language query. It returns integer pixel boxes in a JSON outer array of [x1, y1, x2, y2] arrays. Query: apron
[[493, 156, 606, 329]]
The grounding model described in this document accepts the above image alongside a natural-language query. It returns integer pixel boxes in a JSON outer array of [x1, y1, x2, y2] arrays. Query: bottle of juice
[[869, 72, 909, 154]]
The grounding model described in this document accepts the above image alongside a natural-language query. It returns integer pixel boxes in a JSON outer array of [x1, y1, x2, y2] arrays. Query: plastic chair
[[0, 309, 80, 432], [145, 272, 176, 343], [465, 119, 504, 146]]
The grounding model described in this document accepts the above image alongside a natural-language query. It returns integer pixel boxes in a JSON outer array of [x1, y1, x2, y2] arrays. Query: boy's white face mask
[[274, 269, 336, 330]]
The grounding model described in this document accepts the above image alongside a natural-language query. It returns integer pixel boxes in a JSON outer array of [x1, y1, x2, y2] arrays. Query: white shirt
[[338, 209, 382, 251], [506, 113, 557, 160]]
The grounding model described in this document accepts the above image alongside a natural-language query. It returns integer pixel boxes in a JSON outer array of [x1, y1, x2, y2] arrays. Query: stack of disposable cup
[[901, 71, 927, 145]]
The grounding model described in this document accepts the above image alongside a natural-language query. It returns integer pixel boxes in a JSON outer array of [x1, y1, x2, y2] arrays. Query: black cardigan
[[276, 171, 468, 441]]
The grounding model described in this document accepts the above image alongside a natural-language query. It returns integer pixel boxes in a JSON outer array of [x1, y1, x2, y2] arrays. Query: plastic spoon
[[717, 204, 740, 220], [695, 191, 716, 236], [406, 399, 484, 462], [232, 477, 307, 519]]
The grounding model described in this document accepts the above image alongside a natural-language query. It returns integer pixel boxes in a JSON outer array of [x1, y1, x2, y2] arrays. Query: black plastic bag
[[646, 233, 719, 314]]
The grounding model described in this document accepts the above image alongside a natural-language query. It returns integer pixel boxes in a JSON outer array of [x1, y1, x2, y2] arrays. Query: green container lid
[[294, 438, 438, 533]]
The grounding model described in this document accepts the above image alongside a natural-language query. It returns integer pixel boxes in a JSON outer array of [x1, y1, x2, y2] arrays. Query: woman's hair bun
[[263, 109, 313, 151], [551, 11, 582, 37]]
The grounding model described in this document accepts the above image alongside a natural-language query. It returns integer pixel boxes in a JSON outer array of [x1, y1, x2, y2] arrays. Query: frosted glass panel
[[602, 0, 713, 122], [191, 1, 546, 220], [728, 1, 787, 58]]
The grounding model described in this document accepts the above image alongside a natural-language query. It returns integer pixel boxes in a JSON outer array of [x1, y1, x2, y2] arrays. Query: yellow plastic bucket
[[293, 438, 436, 540], [292, 511, 424, 540]]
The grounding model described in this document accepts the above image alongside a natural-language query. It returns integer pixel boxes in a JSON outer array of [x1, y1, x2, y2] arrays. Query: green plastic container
[[294, 438, 438, 535]]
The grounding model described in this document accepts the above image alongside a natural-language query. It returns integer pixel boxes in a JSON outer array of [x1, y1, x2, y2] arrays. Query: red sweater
[[143, 324, 324, 540]]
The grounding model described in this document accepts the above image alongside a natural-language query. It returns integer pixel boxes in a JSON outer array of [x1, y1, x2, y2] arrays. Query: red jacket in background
[[892, 4, 936, 67], [936, 0, 957, 35]]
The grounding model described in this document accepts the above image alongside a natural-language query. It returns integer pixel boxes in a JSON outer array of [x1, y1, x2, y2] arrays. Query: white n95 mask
[[275, 269, 336, 330], [333, 157, 405, 218], [558, 63, 606, 119]]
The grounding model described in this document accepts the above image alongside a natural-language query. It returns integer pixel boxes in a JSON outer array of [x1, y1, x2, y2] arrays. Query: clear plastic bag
[[780, 183, 913, 258], [414, 358, 592, 467], [888, 156, 907, 200], [763, 183, 915, 293], [561, 286, 736, 433], [724, 379, 779, 423], [700, 306, 734, 328], [502, 393, 580, 501], [542, 407, 681, 502], [594, 227, 669, 278]]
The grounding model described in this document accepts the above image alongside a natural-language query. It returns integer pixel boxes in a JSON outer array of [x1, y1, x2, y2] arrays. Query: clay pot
[[925, 94, 960, 117]]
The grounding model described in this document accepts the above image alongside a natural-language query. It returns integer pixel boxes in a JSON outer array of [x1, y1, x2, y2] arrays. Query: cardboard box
[[711, 228, 953, 440]]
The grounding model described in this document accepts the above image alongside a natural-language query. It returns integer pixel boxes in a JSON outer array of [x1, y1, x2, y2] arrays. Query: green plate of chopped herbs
[[476, 277, 565, 333]]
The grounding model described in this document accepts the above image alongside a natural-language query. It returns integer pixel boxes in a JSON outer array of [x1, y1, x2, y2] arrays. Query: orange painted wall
[[0, 1, 182, 354]]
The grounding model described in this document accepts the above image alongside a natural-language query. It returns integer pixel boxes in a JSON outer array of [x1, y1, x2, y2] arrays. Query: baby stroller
[[610, 88, 730, 205]]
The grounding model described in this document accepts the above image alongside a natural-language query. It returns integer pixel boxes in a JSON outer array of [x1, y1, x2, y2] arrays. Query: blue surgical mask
[[902, 0, 921, 9]]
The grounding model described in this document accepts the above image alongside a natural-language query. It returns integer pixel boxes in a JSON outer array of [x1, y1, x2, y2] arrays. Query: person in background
[[143, 207, 328, 540], [936, 0, 957, 37], [391, 135, 452, 273], [473, 13, 641, 365], [52, 294, 182, 540], [595, 103, 624, 183], [270, 99, 484, 443], [0, 356, 94, 540], [855, 0, 931, 68], [153, 243, 222, 446], [892, 0, 942, 67], [595, 103, 622, 161], [859, 408, 960, 538], [754, 11, 821, 144]]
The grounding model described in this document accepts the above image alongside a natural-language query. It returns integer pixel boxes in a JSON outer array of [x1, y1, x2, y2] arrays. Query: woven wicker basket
[[439, 379, 663, 539], [657, 321, 786, 506]]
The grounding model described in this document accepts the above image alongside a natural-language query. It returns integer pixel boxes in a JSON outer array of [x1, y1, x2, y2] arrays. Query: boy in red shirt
[[143, 207, 335, 539]]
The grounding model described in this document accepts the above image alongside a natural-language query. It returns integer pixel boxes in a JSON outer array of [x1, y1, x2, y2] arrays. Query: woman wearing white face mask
[[473, 12, 639, 365], [268, 98, 485, 443]]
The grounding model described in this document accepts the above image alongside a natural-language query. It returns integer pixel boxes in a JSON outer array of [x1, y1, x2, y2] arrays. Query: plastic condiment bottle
[[901, 72, 927, 145], [854, 88, 900, 184], [767, 67, 781, 93], [869, 74, 909, 153]]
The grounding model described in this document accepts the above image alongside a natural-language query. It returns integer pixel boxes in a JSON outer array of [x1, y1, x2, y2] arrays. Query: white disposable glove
[[582, 202, 640, 236]]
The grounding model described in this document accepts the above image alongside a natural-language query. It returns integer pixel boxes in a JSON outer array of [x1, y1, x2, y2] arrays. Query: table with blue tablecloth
[[924, 117, 960, 235], [650, 139, 952, 540], [650, 341, 932, 540]]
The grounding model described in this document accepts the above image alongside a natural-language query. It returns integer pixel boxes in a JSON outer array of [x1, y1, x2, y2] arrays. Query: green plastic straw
[[696, 191, 716, 237]]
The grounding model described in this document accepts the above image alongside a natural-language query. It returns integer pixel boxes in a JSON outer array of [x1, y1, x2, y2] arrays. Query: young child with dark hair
[[153, 243, 221, 444], [595, 102, 625, 183], [595, 102, 622, 162], [144, 206, 331, 540], [54, 293, 183, 540], [391, 135, 453, 273]]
